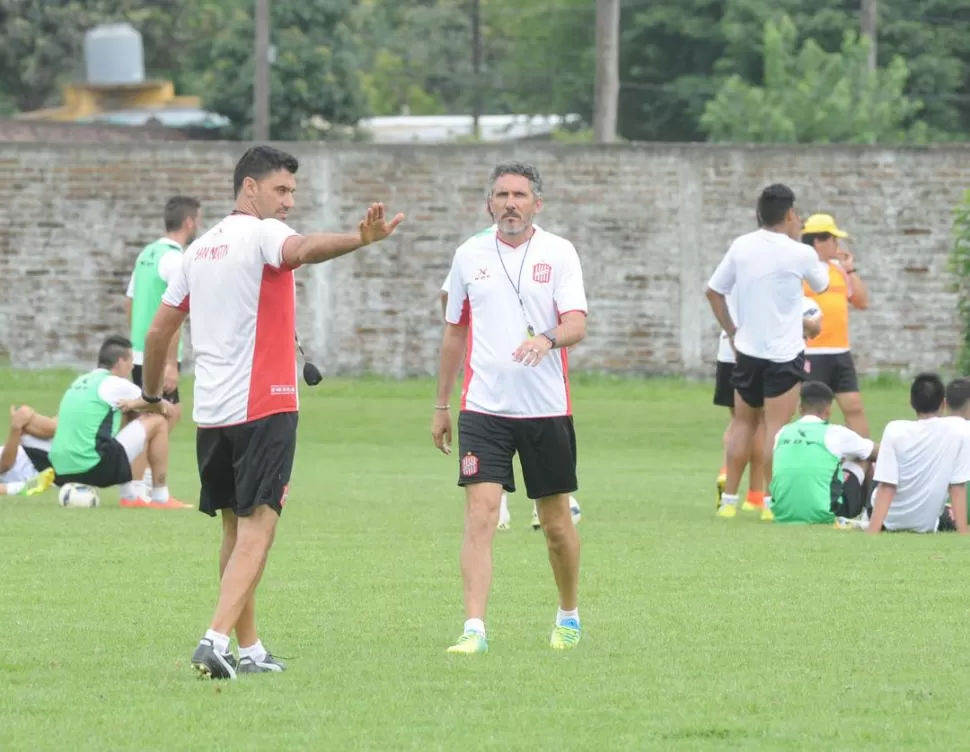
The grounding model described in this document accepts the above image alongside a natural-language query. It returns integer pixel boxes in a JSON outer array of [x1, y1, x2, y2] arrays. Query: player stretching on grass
[[432, 162, 588, 654], [134, 145, 404, 679], [0, 405, 56, 497], [706, 184, 830, 521]]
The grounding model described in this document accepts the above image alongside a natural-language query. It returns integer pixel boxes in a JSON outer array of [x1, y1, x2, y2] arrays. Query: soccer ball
[[802, 297, 822, 323], [569, 495, 582, 524], [58, 483, 100, 508]]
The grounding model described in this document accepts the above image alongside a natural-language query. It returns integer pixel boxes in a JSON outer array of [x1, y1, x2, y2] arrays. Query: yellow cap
[[801, 213, 848, 238]]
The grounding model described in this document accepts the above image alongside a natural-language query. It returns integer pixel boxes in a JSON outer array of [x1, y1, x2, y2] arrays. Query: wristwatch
[[541, 328, 558, 348], [141, 391, 162, 404]]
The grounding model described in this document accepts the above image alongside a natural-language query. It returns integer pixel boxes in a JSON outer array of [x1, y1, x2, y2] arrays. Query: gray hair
[[486, 162, 543, 199]]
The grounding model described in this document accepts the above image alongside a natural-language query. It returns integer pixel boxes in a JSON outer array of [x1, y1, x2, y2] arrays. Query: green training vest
[[49, 370, 122, 475], [769, 419, 842, 524], [130, 240, 182, 359]]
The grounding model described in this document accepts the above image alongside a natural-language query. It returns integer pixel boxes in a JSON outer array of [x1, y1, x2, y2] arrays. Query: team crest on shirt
[[532, 262, 552, 284], [474, 267, 490, 281], [461, 453, 480, 476]]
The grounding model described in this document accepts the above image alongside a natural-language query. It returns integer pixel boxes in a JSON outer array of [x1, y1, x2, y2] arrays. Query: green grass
[[1, 370, 968, 750]]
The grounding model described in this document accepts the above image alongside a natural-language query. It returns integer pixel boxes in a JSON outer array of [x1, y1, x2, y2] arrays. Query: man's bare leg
[[537, 493, 582, 648], [836, 391, 870, 439], [448, 482, 501, 653], [743, 414, 768, 509], [721, 392, 760, 515], [761, 383, 803, 518]]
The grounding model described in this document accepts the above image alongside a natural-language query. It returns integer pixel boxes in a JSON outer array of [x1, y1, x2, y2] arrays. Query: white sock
[[239, 639, 267, 663], [150, 485, 170, 502], [119, 481, 138, 499], [721, 493, 739, 506], [464, 618, 485, 636], [557, 608, 579, 627], [763, 495, 773, 510], [204, 629, 231, 654], [5, 481, 24, 495], [143, 468, 153, 486], [500, 494, 509, 517]]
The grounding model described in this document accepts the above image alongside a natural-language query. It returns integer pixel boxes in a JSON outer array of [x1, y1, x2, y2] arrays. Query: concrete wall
[[1, 142, 967, 377]]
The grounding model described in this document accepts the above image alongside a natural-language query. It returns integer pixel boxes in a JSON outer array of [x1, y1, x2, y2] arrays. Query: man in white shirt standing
[[432, 162, 588, 655], [867, 373, 970, 534], [131, 145, 405, 679], [706, 184, 830, 520]]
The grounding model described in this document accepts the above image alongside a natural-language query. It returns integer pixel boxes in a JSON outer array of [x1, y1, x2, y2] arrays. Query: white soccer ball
[[802, 296, 822, 323], [58, 483, 100, 508], [569, 495, 582, 525]]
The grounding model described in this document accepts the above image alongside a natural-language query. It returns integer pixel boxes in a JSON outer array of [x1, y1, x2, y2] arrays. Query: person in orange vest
[[800, 214, 871, 438]]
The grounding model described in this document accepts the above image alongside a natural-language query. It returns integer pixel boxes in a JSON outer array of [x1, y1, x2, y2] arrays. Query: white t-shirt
[[773, 415, 875, 460], [98, 373, 143, 407], [162, 213, 301, 427], [873, 416, 970, 532], [444, 225, 588, 418], [708, 229, 830, 363], [717, 295, 819, 364]]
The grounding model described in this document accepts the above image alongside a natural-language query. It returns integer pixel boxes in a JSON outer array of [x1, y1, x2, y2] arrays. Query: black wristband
[[141, 391, 162, 404]]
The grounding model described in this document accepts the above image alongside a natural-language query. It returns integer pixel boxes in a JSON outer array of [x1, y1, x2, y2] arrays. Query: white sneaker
[[497, 493, 511, 530]]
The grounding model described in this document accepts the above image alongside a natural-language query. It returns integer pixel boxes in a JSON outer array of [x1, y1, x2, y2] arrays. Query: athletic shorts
[[713, 361, 735, 408], [131, 363, 181, 404], [805, 352, 859, 394], [731, 352, 808, 409], [196, 411, 298, 518], [456, 410, 577, 500], [52, 420, 146, 488]]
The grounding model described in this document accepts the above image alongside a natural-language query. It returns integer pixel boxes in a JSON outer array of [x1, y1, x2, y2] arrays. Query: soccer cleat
[[716, 503, 737, 518], [120, 496, 152, 508], [22, 468, 55, 496], [497, 518, 511, 530], [149, 497, 194, 509], [191, 638, 237, 680], [446, 631, 488, 655], [716, 472, 726, 508], [238, 652, 286, 673], [760, 507, 774, 522], [550, 618, 582, 650], [531, 505, 541, 530]]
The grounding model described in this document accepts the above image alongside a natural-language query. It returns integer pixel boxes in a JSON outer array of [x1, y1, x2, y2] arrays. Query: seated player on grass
[[48, 335, 190, 509], [866, 373, 970, 534], [0, 404, 57, 497], [769, 381, 878, 525]]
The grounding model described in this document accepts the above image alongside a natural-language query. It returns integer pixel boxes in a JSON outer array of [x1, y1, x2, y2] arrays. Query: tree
[[191, 0, 366, 140], [699, 15, 927, 143]]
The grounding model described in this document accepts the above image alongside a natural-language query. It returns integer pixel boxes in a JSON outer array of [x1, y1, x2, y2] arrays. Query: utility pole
[[254, 0, 270, 141], [593, 0, 620, 143], [471, 0, 482, 140], [861, 0, 877, 75]]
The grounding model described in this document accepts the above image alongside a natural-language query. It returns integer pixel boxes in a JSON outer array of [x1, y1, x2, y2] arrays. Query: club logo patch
[[532, 262, 552, 284], [461, 453, 480, 476]]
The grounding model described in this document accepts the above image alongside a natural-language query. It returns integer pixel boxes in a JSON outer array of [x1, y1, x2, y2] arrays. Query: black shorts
[[54, 439, 132, 488], [457, 411, 577, 500], [196, 411, 298, 518], [731, 352, 807, 409], [131, 363, 181, 404], [23, 446, 51, 472], [805, 352, 859, 394], [713, 361, 735, 408]]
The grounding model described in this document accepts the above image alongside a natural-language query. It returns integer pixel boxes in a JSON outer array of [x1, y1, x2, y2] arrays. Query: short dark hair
[[756, 183, 796, 227], [910, 372, 945, 414], [946, 377, 970, 412], [801, 232, 833, 248], [97, 335, 132, 370], [163, 195, 200, 232], [801, 380, 835, 412], [487, 162, 543, 199], [233, 145, 299, 197]]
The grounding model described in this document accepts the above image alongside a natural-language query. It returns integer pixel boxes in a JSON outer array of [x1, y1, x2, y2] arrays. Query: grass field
[[2, 368, 970, 751]]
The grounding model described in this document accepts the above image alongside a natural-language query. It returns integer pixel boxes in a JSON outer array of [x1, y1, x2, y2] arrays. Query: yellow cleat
[[550, 621, 581, 650], [760, 507, 774, 522], [23, 468, 55, 496], [716, 503, 737, 519], [446, 632, 488, 655]]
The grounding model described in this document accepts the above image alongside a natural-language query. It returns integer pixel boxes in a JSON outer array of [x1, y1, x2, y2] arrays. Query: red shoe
[[149, 497, 194, 509], [120, 496, 152, 508]]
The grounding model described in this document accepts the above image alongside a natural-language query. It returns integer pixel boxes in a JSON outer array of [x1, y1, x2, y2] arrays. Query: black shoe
[[191, 638, 237, 680], [237, 652, 286, 674]]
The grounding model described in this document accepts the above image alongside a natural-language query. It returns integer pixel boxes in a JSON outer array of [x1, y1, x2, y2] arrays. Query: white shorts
[[114, 420, 148, 463]]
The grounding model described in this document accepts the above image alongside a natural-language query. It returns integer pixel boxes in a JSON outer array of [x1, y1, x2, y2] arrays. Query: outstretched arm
[[281, 203, 405, 267]]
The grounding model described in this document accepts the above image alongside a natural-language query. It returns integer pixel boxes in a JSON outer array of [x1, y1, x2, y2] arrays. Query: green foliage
[[700, 15, 928, 143], [949, 190, 970, 374]]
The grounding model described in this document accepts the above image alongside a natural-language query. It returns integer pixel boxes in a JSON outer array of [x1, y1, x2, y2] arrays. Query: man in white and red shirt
[[134, 145, 404, 680], [431, 162, 588, 655]]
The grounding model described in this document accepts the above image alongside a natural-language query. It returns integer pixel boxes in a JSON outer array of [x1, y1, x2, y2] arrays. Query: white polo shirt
[[444, 225, 587, 418], [708, 229, 830, 363], [162, 212, 300, 428], [873, 416, 970, 532]]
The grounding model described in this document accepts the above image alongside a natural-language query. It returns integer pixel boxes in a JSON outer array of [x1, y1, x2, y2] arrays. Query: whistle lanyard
[[495, 233, 536, 336]]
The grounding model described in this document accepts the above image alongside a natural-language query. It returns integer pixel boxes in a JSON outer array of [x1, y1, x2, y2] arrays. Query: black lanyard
[[495, 232, 536, 335]]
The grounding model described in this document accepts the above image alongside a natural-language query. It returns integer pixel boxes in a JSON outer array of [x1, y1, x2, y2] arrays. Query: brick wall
[[1, 141, 968, 378]]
